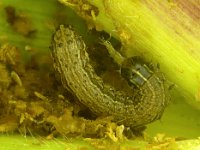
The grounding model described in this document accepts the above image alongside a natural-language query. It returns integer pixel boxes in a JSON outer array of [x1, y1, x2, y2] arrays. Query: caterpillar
[[51, 25, 170, 127]]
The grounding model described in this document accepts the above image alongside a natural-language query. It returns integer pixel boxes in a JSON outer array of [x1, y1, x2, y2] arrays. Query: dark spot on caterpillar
[[58, 42, 63, 48]]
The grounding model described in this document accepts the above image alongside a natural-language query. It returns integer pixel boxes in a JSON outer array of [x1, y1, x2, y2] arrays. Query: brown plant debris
[[4, 6, 36, 37], [0, 43, 130, 141]]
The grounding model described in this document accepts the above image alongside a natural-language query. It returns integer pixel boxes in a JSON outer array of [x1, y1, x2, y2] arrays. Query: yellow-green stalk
[[59, 0, 200, 109]]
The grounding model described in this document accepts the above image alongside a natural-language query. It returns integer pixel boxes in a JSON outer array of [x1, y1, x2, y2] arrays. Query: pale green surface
[[1, 134, 200, 150], [146, 95, 200, 138], [0, 134, 93, 150], [0, 0, 200, 149], [0, 134, 149, 150]]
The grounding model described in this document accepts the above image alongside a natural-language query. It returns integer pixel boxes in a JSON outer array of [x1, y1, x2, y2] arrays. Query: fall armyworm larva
[[51, 25, 169, 127]]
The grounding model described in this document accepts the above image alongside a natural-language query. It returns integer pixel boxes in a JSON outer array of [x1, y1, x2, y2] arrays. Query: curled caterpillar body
[[51, 25, 170, 127]]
